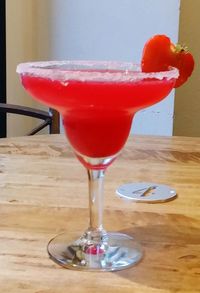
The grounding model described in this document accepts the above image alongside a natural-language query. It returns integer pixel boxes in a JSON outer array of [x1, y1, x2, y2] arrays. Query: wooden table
[[0, 134, 200, 293]]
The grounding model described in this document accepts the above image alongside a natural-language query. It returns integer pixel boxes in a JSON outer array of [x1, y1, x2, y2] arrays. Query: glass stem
[[87, 169, 105, 233]]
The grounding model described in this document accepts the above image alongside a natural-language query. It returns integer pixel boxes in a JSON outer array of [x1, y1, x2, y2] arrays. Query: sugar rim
[[16, 60, 179, 82]]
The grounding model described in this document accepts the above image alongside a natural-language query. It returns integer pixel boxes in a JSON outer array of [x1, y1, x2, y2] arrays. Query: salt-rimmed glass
[[17, 60, 178, 271]]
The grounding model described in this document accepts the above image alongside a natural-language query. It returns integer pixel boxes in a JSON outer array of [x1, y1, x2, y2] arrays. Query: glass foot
[[47, 232, 143, 271], [116, 182, 177, 203]]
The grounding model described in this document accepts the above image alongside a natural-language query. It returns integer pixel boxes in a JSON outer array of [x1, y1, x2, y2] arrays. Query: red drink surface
[[21, 73, 175, 158]]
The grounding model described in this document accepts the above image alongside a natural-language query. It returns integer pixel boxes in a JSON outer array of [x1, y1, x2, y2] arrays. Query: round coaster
[[116, 182, 177, 203]]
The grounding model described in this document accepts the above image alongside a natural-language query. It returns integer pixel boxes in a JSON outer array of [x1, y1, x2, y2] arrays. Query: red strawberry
[[141, 35, 194, 88]]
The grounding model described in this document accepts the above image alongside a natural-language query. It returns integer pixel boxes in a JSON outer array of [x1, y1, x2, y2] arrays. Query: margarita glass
[[17, 61, 178, 271]]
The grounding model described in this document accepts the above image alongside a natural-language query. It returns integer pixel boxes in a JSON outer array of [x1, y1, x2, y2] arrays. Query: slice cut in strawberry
[[141, 35, 195, 88]]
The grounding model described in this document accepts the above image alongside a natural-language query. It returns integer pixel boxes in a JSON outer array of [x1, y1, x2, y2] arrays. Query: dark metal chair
[[0, 103, 60, 136]]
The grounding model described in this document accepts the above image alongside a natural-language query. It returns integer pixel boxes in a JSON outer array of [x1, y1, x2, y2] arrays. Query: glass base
[[47, 232, 143, 271]]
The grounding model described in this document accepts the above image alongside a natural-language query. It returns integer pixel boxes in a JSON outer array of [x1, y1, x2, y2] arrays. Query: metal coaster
[[116, 182, 177, 203]]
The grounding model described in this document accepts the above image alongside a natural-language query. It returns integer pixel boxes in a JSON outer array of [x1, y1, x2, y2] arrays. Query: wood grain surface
[[0, 134, 200, 293]]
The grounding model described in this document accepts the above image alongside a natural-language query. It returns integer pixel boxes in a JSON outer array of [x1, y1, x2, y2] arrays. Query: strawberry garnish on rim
[[141, 35, 195, 88]]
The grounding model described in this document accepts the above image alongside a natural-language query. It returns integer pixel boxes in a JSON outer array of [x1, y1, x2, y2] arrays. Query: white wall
[[49, 0, 180, 135]]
